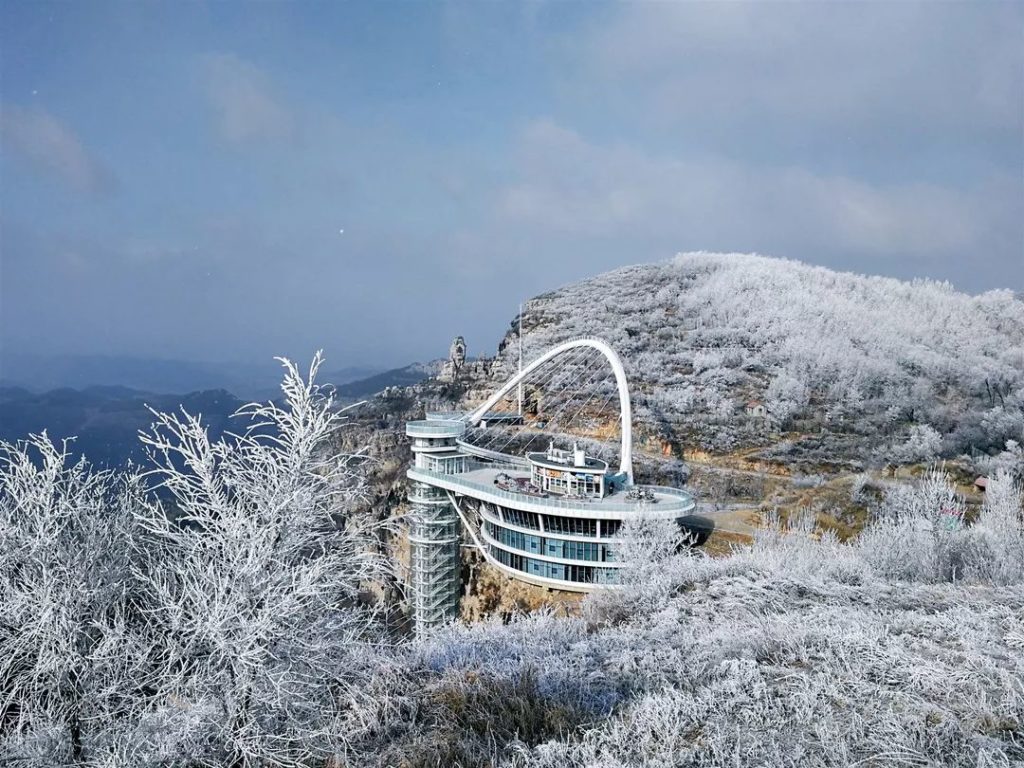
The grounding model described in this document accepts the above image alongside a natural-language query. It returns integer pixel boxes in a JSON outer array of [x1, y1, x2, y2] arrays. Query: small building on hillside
[[744, 399, 768, 419], [974, 476, 989, 493]]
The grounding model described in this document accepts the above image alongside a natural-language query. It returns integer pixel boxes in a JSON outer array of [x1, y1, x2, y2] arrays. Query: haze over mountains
[[0, 356, 387, 467], [3, 253, 1021, 473], [1, 352, 380, 399]]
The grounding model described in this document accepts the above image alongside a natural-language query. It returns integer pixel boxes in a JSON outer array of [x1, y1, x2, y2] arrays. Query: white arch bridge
[[405, 337, 698, 635]]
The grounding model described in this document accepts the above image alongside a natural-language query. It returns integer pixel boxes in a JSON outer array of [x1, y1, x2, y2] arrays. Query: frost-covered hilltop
[[491, 252, 1023, 464]]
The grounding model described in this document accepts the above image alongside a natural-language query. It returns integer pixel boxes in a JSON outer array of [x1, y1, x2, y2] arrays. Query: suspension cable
[[516, 374, 610, 460], [512, 364, 613, 457], [473, 345, 600, 452]]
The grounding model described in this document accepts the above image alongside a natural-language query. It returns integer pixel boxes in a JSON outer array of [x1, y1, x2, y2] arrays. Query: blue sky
[[2, 1, 1021, 371]]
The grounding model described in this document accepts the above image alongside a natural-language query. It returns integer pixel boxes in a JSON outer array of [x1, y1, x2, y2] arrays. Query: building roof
[[526, 451, 609, 474]]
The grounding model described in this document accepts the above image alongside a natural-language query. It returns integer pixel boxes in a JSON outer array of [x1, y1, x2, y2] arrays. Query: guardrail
[[408, 467, 694, 514], [406, 420, 466, 436], [456, 439, 530, 468]]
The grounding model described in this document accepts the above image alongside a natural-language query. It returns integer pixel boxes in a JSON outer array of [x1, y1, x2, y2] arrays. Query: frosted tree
[[1, 354, 391, 767], [0, 435, 151, 765], [889, 423, 943, 466], [764, 371, 809, 428], [979, 438, 1024, 480], [585, 511, 692, 624], [857, 466, 1024, 585], [128, 353, 390, 765], [962, 470, 1024, 585]]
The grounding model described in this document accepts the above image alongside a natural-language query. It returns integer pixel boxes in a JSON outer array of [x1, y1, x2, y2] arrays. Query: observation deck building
[[404, 337, 696, 634]]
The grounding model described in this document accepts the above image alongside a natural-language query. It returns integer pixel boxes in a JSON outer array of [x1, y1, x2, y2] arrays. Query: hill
[[454, 252, 1023, 469], [0, 385, 245, 468], [338, 360, 444, 399]]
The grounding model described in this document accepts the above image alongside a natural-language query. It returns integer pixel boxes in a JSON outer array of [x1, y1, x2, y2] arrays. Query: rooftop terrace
[[407, 465, 695, 520]]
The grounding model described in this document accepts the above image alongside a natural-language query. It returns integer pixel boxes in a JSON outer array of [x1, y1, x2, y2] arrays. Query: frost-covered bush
[[860, 468, 1023, 585], [0, 436, 150, 766], [979, 437, 1024, 480], [0, 355, 389, 767], [127, 354, 390, 765], [889, 423, 943, 465], [791, 473, 825, 488]]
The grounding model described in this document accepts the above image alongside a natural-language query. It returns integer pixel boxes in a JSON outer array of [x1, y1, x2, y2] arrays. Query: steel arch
[[463, 337, 633, 483]]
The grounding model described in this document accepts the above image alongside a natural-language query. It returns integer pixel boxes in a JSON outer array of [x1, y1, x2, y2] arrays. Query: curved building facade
[[406, 419, 695, 604]]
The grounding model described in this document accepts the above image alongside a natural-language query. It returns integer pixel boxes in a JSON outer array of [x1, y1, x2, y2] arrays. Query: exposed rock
[[439, 336, 467, 382], [461, 558, 582, 624]]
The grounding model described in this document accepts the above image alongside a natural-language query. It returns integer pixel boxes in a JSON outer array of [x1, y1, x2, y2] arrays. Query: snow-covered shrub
[[980, 437, 1024, 480], [127, 353, 390, 765], [958, 471, 1024, 585], [859, 467, 1023, 585], [889, 423, 943, 465], [0, 355, 389, 767], [764, 372, 809, 428], [850, 472, 871, 503], [791, 473, 825, 488], [0, 435, 150, 766], [583, 513, 693, 627]]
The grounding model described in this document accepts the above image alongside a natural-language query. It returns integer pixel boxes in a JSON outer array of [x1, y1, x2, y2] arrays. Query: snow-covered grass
[[373, 471, 1023, 768]]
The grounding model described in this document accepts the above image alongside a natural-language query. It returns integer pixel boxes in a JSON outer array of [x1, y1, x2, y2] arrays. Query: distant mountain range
[[0, 385, 246, 468], [0, 358, 446, 468], [336, 360, 444, 399], [0, 353, 382, 400]]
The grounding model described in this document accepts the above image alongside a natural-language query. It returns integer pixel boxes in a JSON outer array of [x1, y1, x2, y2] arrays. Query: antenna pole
[[517, 302, 523, 416]]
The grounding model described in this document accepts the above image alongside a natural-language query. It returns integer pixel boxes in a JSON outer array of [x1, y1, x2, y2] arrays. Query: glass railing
[[406, 420, 466, 436], [408, 467, 694, 513]]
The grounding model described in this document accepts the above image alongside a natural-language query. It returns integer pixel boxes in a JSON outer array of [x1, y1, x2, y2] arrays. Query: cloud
[[494, 120, 1021, 268], [200, 53, 295, 144], [0, 104, 116, 194], [578, 3, 1023, 139]]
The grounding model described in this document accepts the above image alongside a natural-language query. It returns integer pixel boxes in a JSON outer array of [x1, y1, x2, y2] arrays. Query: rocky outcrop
[[438, 336, 468, 383]]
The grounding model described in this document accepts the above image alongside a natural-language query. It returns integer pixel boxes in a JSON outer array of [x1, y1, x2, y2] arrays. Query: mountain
[[0, 385, 246, 468], [446, 252, 1023, 470], [0, 354, 382, 401], [337, 360, 444, 399], [322, 365, 384, 387]]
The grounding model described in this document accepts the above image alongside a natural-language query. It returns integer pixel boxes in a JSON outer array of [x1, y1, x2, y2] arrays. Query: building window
[[502, 508, 540, 530], [542, 514, 597, 537]]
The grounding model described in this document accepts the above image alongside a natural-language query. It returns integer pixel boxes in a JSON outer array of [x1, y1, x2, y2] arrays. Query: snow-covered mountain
[[457, 252, 1023, 467]]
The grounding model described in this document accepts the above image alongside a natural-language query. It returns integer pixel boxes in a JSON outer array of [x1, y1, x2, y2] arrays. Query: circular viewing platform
[[406, 419, 466, 439], [406, 464, 695, 521]]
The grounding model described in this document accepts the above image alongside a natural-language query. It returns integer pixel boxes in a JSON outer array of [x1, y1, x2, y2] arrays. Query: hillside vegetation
[[490, 253, 1023, 465]]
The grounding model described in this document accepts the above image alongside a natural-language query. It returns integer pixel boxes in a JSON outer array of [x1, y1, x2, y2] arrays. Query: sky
[[1, 1, 1022, 373]]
